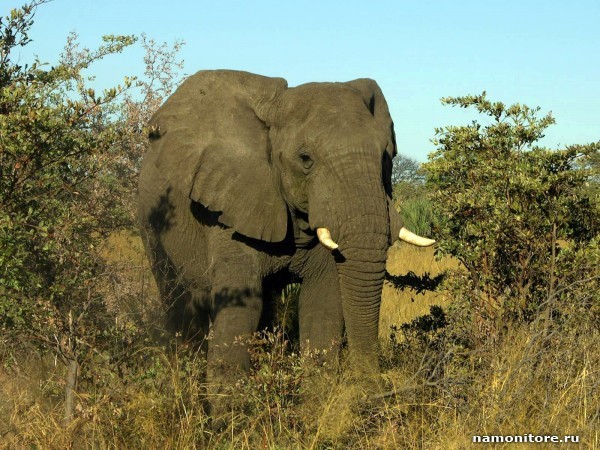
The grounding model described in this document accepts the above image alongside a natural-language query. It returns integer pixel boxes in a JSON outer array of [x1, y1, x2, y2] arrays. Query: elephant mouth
[[295, 213, 339, 250], [293, 209, 311, 231], [299, 198, 435, 252], [291, 208, 340, 249]]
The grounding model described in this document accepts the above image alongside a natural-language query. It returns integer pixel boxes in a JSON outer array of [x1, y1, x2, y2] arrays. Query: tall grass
[[398, 197, 437, 237], [1, 234, 598, 449]]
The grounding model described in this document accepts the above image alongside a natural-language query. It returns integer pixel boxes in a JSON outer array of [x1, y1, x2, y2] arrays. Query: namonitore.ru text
[[472, 434, 579, 444]]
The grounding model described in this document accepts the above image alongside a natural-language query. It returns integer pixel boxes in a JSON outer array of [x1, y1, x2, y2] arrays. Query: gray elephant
[[138, 70, 434, 411]]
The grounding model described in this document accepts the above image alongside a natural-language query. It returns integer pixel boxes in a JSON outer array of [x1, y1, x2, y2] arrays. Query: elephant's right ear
[[150, 70, 289, 242]]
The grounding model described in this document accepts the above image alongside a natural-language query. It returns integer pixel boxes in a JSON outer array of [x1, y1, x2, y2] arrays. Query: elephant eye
[[299, 152, 314, 170]]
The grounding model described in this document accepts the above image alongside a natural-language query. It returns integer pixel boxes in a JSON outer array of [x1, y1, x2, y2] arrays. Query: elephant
[[138, 69, 434, 415]]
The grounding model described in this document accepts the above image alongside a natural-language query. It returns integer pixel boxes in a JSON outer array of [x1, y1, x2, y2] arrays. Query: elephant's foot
[[206, 403, 229, 433], [204, 357, 248, 432], [203, 384, 231, 432]]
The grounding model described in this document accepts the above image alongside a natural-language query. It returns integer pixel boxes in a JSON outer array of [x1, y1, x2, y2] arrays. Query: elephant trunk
[[335, 196, 390, 372], [307, 152, 392, 371], [337, 244, 387, 371]]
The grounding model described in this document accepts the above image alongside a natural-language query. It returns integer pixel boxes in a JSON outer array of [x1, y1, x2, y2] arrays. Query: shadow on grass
[[384, 270, 446, 295]]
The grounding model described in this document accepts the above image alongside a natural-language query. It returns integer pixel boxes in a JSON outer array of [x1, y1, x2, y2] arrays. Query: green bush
[[424, 92, 600, 336], [0, 1, 183, 434], [0, 1, 136, 347]]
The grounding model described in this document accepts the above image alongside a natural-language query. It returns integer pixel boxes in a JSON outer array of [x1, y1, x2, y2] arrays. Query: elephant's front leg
[[205, 259, 264, 426], [298, 247, 343, 359], [206, 284, 262, 427], [208, 282, 263, 374]]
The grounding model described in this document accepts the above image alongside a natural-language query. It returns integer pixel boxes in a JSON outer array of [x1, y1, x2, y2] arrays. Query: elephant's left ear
[[344, 78, 397, 157], [345, 78, 397, 198], [165, 70, 290, 243]]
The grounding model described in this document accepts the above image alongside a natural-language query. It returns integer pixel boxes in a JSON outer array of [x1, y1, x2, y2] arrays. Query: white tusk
[[316, 228, 339, 251], [399, 227, 436, 247]]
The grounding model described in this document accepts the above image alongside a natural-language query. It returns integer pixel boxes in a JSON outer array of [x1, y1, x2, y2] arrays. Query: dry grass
[[380, 242, 458, 340], [1, 232, 598, 449]]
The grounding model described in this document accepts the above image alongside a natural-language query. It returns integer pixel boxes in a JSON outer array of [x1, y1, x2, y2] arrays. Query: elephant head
[[148, 70, 433, 369]]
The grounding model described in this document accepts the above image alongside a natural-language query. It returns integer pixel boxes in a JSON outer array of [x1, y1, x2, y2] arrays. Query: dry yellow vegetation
[[1, 231, 597, 449], [380, 243, 458, 340]]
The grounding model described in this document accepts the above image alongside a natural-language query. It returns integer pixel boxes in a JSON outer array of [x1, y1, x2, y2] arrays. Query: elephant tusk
[[399, 227, 436, 247], [317, 228, 339, 251]]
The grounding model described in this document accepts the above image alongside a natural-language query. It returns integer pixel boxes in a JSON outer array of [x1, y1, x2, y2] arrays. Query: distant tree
[[391, 153, 423, 185], [576, 147, 600, 199], [390, 154, 438, 235], [424, 92, 600, 340], [391, 154, 425, 208]]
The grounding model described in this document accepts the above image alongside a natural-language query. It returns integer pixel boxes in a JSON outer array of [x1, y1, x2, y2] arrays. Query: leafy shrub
[[424, 93, 600, 338], [392, 164, 441, 239], [0, 0, 183, 435]]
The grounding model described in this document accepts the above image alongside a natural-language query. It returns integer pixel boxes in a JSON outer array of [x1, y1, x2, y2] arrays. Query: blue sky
[[5, 0, 600, 161]]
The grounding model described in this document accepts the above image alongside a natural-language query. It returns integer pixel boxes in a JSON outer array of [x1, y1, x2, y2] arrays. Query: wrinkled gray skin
[[139, 70, 410, 411]]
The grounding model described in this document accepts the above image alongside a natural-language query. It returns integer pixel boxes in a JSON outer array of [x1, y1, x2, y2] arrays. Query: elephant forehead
[[280, 83, 367, 116], [300, 113, 386, 148]]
